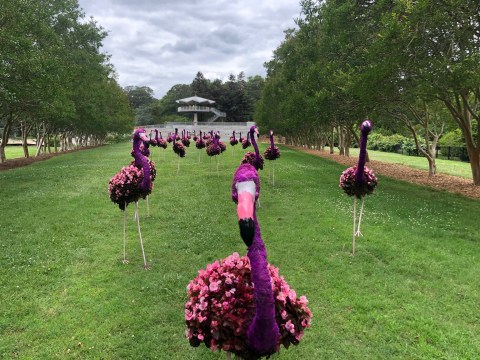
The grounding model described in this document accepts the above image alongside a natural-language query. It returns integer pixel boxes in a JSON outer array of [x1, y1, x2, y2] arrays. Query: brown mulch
[[289, 146, 480, 200], [0, 146, 102, 172]]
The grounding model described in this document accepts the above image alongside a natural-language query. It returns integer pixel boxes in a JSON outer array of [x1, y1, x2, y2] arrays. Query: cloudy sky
[[77, 0, 302, 99]]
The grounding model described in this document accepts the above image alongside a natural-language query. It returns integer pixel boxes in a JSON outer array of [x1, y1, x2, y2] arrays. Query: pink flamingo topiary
[[185, 126, 312, 359]]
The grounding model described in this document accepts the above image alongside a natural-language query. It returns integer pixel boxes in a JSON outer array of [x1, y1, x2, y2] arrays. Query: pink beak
[[237, 191, 255, 246]]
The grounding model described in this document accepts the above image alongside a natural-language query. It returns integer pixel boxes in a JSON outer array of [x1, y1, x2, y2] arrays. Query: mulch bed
[[289, 146, 480, 200]]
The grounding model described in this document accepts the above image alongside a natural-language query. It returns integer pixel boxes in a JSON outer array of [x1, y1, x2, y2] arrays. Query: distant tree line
[[255, 0, 480, 185], [0, 0, 133, 162], [129, 72, 265, 125]]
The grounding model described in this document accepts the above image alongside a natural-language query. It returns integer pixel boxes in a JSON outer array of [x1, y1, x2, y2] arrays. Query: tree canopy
[[0, 0, 133, 161], [255, 0, 480, 184]]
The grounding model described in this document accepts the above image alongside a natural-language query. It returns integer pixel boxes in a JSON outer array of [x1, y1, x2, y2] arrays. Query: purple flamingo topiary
[[156, 130, 167, 149], [230, 130, 239, 157], [195, 130, 206, 162], [206, 132, 222, 176], [182, 129, 191, 147], [149, 130, 157, 147], [172, 128, 186, 173], [241, 126, 264, 171], [241, 132, 251, 149], [339, 119, 378, 255], [108, 128, 153, 269], [185, 126, 312, 359], [264, 130, 281, 186]]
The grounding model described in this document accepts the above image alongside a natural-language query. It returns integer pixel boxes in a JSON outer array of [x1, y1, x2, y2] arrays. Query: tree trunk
[[329, 126, 335, 154], [467, 149, 480, 186], [441, 93, 480, 185], [0, 113, 13, 163], [20, 121, 32, 158]]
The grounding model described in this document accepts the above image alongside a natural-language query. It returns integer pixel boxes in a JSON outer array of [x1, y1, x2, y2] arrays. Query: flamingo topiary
[[241, 126, 264, 171], [241, 132, 251, 149], [196, 130, 206, 162], [264, 130, 281, 186], [230, 130, 239, 157], [108, 128, 154, 269], [156, 130, 167, 149], [339, 119, 378, 255], [182, 129, 191, 147], [185, 126, 312, 359], [206, 132, 222, 176]]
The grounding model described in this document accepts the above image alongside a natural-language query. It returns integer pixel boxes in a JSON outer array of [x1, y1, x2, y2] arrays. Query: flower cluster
[[130, 159, 157, 183], [241, 138, 251, 149], [219, 141, 227, 153], [339, 165, 377, 197], [264, 146, 281, 160], [108, 165, 146, 210], [241, 152, 264, 171], [196, 139, 206, 149], [182, 138, 191, 147], [166, 135, 174, 143], [158, 139, 168, 149], [185, 253, 312, 359], [230, 137, 238, 146], [173, 141, 186, 157], [206, 143, 221, 157], [193, 135, 198, 142]]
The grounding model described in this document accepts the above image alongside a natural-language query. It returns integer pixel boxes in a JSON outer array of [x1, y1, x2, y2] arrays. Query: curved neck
[[247, 210, 278, 352], [269, 133, 274, 148], [133, 135, 151, 191], [155, 129, 159, 141], [355, 128, 369, 183], [250, 130, 260, 161]]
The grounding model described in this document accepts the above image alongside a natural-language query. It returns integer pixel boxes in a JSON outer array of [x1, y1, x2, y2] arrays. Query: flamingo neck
[[269, 133, 274, 148], [355, 128, 369, 184], [133, 135, 151, 191], [250, 130, 260, 162], [247, 210, 279, 353]]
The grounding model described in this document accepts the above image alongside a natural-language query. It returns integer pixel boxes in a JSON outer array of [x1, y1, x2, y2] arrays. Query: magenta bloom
[[185, 253, 312, 359], [241, 152, 264, 171], [173, 141, 186, 157], [340, 165, 377, 197], [264, 146, 280, 160]]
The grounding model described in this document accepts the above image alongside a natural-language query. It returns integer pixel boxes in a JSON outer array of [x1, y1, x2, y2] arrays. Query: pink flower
[[299, 295, 308, 306], [285, 320, 295, 334], [209, 281, 220, 292]]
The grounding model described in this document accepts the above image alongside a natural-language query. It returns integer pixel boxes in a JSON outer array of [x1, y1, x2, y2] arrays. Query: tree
[[124, 86, 156, 109], [369, 0, 480, 184]]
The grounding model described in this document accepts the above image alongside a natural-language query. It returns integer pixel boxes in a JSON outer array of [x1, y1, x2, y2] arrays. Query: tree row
[[0, 0, 133, 162], [255, 0, 480, 185]]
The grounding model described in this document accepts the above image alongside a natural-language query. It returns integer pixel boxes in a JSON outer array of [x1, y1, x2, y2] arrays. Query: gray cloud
[[77, 0, 301, 98]]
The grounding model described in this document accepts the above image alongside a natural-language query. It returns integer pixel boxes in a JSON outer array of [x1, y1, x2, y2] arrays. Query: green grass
[[0, 143, 479, 359], [4, 146, 37, 160], [348, 148, 473, 179]]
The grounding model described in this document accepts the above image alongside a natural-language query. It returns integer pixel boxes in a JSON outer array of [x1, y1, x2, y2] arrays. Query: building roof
[[176, 96, 216, 105]]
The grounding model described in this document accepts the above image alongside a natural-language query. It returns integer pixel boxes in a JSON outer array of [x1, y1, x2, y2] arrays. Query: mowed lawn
[[0, 142, 479, 359]]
